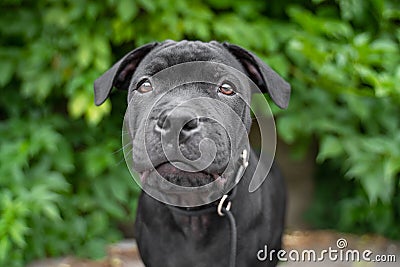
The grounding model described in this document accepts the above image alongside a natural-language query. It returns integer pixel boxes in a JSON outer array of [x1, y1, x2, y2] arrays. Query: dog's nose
[[155, 110, 200, 142]]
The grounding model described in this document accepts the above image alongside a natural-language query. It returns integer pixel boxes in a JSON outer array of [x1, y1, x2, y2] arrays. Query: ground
[[27, 230, 399, 267]]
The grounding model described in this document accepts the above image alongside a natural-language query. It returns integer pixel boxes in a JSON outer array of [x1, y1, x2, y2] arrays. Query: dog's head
[[94, 40, 290, 205]]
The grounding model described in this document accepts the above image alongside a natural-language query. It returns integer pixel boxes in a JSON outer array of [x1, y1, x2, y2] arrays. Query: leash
[[168, 149, 249, 267]]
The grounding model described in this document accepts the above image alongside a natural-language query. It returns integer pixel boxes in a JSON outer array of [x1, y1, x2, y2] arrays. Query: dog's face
[[126, 41, 253, 188], [94, 40, 290, 205]]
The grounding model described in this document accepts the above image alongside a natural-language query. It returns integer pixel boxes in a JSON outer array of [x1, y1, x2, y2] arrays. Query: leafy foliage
[[278, 0, 400, 236], [0, 0, 399, 266]]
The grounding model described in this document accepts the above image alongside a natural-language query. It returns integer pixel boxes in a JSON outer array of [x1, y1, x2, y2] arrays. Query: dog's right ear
[[94, 42, 158, 106], [222, 42, 290, 109]]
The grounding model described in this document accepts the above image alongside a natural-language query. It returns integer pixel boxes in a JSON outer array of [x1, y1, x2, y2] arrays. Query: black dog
[[94, 40, 290, 267]]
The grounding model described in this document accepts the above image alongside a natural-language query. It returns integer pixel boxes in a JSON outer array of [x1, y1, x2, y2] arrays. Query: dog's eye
[[137, 79, 153, 93], [218, 82, 235, 96]]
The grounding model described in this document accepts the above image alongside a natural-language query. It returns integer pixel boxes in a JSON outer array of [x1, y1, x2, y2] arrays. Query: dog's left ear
[[94, 42, 158, 106], [222, 42, 291, 109]]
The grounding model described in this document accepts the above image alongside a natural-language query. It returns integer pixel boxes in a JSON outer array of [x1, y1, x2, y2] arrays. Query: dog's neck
[[165, 186, 237, 240]]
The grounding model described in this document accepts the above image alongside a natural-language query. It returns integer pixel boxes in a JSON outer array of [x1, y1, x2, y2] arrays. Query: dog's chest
[[178, 214, 212, 239]]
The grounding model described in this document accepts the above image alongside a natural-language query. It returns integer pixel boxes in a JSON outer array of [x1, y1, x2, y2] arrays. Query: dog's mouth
[[140, 162, 226, 188]]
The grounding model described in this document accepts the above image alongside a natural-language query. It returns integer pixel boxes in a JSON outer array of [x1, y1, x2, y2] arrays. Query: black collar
[[167, 186, 237, 217]]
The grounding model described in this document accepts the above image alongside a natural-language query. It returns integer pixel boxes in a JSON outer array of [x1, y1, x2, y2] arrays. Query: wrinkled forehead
[[135, 41, 245, 77]]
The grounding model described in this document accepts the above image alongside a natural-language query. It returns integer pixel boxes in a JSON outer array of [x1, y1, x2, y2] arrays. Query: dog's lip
[[138, 161, 224, 184]]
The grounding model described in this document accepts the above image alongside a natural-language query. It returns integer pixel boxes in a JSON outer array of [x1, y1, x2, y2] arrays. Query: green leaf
[[85, 99, 111, 125], [76, 41, 93, 68], [9, 221, 28, 248], [42, 203, 61, 220], [317, 136, 344, 162], [68, 91, 91, 118], [110, 178, 128, 202], [361, 172, 393, 204], [117, 0, 138, 22], [0, 60, 15, 87], [0, 237, 10, 262]]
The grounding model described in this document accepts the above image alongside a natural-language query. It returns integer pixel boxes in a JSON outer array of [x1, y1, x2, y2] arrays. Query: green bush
[[0, 0, 399, 266]]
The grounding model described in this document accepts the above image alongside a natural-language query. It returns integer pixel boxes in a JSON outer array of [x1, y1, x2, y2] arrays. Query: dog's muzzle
[[154, 108, 201, 144]]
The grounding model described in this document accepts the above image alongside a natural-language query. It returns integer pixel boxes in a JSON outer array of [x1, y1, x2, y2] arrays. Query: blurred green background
[[1, 0, 399, 266]]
